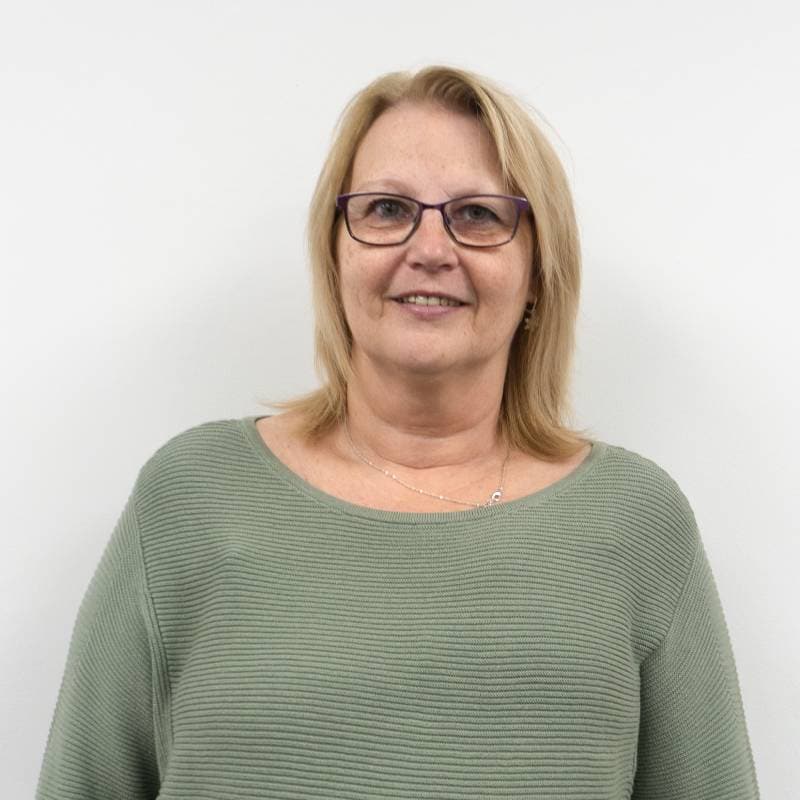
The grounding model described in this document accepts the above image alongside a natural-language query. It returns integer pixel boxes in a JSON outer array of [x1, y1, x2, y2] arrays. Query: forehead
[[349, 101, 505, 195]]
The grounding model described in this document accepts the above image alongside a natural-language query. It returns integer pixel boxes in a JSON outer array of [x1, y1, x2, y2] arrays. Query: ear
[[526, 265, 537, 305]]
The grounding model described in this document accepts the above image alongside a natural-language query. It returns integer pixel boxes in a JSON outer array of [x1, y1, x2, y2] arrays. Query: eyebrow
[[351, 179, 501, 198], [352, 178, 413, 195]]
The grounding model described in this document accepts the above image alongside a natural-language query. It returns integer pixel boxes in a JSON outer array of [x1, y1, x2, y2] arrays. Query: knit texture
[[35, 416, 760, 799]]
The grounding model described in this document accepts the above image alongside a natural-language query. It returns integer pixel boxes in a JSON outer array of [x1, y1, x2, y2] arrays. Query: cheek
[[476, 257, 529, 306], [503, 250, 534, 304], [333, 222, 348, 284], [335, 234, 359, 295], [337, 246, 388, 320]]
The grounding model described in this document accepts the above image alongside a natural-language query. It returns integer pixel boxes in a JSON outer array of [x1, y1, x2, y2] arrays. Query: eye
[[464, 204, 497, 221], [449, 200, 502, 225], [365, 196, 415, 221]]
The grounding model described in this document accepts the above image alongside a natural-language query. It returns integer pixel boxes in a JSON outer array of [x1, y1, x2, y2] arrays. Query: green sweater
[[36, 416, 760, 799]]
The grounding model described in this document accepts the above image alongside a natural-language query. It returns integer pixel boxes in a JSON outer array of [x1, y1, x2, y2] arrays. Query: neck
[[342, 354, 508, 472]]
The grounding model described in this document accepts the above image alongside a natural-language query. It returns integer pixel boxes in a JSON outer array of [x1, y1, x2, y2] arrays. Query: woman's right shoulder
[[133, 411, 314, 493], [138, 416, 244, 474], [130, 416, 274, 512], [128, 415, 271, 542]]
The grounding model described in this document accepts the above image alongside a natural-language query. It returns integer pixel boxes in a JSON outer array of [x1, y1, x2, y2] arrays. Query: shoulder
[[598, 440, 697, 522], [594, 440, 704, 635], [131, 416, 252, 519], [140, 417, 243, 469], [587, 439, 702, 583]]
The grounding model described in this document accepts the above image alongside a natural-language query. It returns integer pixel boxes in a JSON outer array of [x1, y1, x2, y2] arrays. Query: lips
[[391, 292, 467, 306]]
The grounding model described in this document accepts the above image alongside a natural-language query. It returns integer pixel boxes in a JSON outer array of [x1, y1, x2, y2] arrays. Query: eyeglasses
[[335, 192, 530, 248]]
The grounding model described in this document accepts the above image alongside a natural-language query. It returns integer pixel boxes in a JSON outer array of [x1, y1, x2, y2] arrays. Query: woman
[[36, 66, 760, 799]]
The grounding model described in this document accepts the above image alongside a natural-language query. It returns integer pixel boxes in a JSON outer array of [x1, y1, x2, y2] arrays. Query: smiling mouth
[[393, 294, 466, 307]]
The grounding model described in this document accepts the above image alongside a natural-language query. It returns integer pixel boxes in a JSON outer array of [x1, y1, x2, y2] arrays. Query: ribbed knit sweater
[[36, 416, 760, 799]]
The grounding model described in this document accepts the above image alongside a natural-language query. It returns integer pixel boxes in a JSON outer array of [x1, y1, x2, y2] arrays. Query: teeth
[[398, 295, 461, 307]]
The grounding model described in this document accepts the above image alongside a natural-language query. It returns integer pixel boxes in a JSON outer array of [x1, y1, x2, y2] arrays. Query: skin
[[335, 101, 534, 477]]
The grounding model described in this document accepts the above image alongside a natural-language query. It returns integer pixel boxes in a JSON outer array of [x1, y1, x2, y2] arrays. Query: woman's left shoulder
[[593, 439, 694, 505], [586, 439, 701, 560]]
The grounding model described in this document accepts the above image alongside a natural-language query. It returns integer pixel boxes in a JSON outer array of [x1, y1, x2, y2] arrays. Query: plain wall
[[2, 1, 797, 795]]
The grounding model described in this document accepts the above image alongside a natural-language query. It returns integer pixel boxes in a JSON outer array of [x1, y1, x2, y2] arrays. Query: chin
[[394, 349, 473, 376], [366, 347, 456, 376]]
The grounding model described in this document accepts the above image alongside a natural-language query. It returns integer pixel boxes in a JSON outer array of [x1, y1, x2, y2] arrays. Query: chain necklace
[[343, 416, 510, 508]]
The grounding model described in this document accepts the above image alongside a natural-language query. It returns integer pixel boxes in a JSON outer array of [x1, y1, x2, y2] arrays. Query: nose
[[405, 207, 457, 269]]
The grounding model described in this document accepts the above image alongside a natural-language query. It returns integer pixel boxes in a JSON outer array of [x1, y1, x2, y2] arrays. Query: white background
[[2, 1, 797, 796]]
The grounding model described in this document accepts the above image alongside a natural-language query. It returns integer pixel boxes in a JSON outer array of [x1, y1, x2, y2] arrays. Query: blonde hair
[[266, 65, 594, 460]]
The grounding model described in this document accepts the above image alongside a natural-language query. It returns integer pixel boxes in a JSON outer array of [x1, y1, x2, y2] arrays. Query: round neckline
[[239, 415, 607, 525]]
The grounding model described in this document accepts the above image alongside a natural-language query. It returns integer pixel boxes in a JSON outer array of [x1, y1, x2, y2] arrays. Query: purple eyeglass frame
[[335, 191, 531, 248]]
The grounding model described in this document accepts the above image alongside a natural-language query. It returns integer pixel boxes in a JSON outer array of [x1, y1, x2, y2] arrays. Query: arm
[[35, 488, 165, 800], [631, 536, 760, 799]]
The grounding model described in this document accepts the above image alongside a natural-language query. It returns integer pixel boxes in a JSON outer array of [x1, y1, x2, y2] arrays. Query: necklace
[[343, 416, 510, 509]]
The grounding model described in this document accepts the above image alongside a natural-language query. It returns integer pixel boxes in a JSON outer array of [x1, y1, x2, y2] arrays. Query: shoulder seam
[[639, 531, 701, 666], [131, 473, 174, 778]]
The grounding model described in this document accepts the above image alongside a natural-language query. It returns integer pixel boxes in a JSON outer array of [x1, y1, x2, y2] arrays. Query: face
[[335, 101, 535, 382]]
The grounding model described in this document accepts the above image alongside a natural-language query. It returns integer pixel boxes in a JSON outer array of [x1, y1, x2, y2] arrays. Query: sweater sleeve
[[35, 487, 164, 800], [631, 534, 760, 799]]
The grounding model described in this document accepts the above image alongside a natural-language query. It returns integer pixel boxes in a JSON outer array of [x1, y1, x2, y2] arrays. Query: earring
[[522, 301, 536, 332]]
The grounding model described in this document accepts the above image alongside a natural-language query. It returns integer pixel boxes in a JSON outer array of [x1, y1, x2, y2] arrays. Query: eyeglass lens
[[344, 194, 521, 246]]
